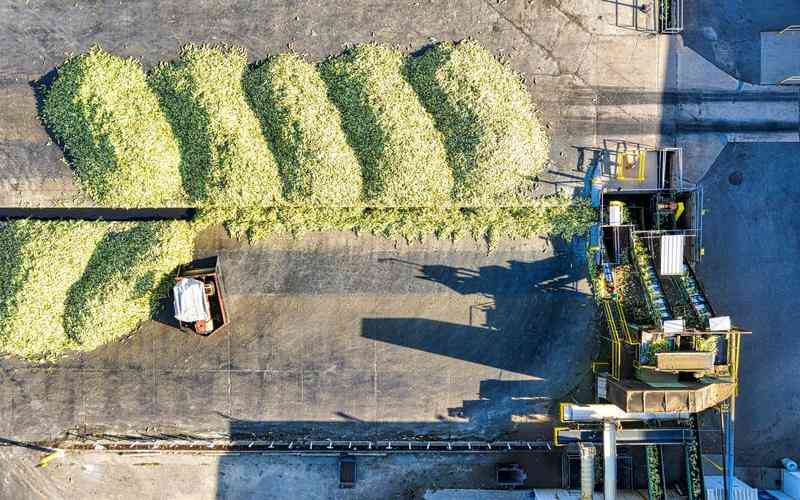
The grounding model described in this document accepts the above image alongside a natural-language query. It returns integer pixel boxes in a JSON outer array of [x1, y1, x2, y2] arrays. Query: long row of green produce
[[44, 41, 550, 211]]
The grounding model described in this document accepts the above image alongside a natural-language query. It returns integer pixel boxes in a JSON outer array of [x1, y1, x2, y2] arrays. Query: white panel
[[783, 470, 800, 499], [660, 235, 685, 275], [663, 319, 685, 333], [609, 205, 622, 226], [705, 476, 758, 500], [709, 316, 731, 331]]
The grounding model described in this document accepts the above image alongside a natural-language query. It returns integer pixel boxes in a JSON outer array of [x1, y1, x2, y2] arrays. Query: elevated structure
[[557, 141, 750, 500], [588, 141, 742, 414]]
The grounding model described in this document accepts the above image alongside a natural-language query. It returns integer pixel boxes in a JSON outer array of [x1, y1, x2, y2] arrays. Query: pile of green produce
[[320, 43, 453, 207], [408, 40, 549, 206], [0, 220, 195, 362], [150, 44, 283, 208], [42, 47, 184, 207], [208, 194, 594, 250], [43, 43, 593, 247], [245, 53, 363, 206]]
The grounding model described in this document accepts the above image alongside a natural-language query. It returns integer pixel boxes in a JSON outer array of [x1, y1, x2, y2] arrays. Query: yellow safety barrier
[[616, 149, 646, 181], [604, 300, 622, 380], [553, 426, 570, 447], [616, 302, 637, 345], [36, 450, 62, 468]]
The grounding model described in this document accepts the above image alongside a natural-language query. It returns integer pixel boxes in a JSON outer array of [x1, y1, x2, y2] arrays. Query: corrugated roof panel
[[660, 235, 684, 275]]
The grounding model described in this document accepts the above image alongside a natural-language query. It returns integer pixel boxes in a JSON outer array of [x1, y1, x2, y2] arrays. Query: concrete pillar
[[603, 420, 617, 500], [579, 443, 596, 500]]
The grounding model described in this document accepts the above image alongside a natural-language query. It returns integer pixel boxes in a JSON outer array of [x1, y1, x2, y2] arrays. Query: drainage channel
[[0, 207, 195, 221]]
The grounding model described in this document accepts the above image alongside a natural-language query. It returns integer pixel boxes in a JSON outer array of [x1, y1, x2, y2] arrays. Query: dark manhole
[[728, 171, 743, 186]]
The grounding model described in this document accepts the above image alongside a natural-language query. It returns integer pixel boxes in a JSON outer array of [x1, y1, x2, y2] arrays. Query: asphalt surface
[[684, 0, 800, 83], [0, 0, 604, 206], [697, 142, 800, 467], [0, 230, 595, 443], [0, 447, 566, 500], [0, 0, 798, 490]]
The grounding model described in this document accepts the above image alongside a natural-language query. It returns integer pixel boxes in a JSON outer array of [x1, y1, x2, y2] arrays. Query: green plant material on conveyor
[[642, 337, 673, 365], [686, 440, 703, 498], [0, 220, 195, 362], [646, 445, 665, 500], [408, 40, 550, 206], [42, 46, 185, 207], [694, 335, 718, 354], [320, 43, 453, 207], [245, 53, 363, 206], [149, 44, 283, 208]]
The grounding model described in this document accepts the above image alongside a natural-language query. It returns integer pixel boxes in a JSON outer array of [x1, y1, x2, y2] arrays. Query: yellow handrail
[[604, 300, 622, 380]]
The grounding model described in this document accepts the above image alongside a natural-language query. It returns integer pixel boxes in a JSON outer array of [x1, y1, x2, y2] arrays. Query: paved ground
[[683, 0, 800, 84], [0, 230, 595, 442], [1, 1, 800, 495], [2, 0, 798, 204], [0, 447, 569, 500], [697, 142, 800, 467]]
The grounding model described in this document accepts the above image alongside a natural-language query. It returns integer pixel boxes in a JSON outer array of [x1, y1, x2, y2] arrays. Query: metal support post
[[603, 420, 617, 500], [579, 443, 596, 500]]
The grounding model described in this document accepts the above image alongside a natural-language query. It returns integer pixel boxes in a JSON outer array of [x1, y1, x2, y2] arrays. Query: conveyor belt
[[685, 415, 707, 500], [555, 427, 691, 446], [678, 264, 713, 326], [646, 444, 668, 500], [632, 238, 672, 324]]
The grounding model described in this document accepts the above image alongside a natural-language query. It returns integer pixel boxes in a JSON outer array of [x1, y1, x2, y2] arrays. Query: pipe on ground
[[603, 420, 617, 500], [579, 443, 596, 500]]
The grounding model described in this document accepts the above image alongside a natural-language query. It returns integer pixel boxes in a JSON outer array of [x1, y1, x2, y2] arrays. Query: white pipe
[[579, 444, 596, 500], [603, 421, 617, 500], [562, 403, 690, 422]]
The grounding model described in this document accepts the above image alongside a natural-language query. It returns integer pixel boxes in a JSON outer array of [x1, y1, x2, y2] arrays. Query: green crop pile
[[408, 40, 549, 206], [211, 194, 594, 250], [150, 44, 283, 209], [42, 42, 594, 249], [320, 43, 453, 207], [245, 53, 363, 206], [0, 220, 195, 362], [42, 47, 185, 207]]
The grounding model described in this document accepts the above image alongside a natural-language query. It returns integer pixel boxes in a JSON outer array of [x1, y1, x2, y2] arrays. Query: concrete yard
[[0, 447, 566, 500], [697, 143, 800, 467], [1, 0, 800, 496], [0, 231, 595, 442]]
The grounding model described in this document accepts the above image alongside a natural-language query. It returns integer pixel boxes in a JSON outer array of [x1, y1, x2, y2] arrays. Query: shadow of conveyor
[[362, 242, 587, 376]]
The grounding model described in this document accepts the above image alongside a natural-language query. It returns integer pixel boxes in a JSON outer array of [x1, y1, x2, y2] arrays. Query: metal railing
[[49, 433, 554, 454], [779, 25, 800, 35], [656, 0, 684, 34], [778, 75, 800, 85]]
